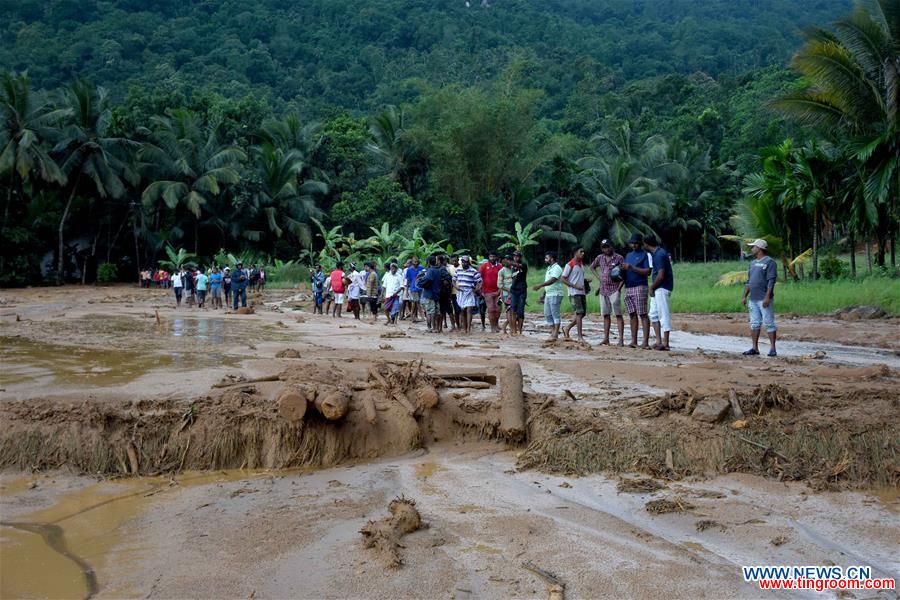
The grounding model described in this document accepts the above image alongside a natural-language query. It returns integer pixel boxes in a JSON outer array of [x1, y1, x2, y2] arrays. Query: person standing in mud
[[533, 251, 564, 341], [172, 268, 184, 307], [620, 233, 652, 349], [497, 255, 513, 334], [479, 251, 503, 333], [347, 263, 363, 320], [232, 262, 250, 310], [363, 262, 380, 320], [311, 264, 325, 314], [222, 267, 232, 306], [437, 254, 456, 331], [741, 239, 778, 357], [195, 268, 209, 309], [330, 262, 346, 318], [209, 266, 223, 310], [381, 262, 404, 324], [644, 235, 674, 351], [508, 251, 528, 336], [453, 255, 482, 334], [419, 255, 443, 333], [590, 239, 625, 346], [184, 267, 196, 308], [561, 246, 587, 342]]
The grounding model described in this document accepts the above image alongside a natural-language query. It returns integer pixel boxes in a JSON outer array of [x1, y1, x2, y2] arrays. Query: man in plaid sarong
[[620, 233, 652, 349]]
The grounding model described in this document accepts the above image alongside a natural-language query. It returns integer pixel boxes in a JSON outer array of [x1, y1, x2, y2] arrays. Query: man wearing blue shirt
[[644, 235, 673, 351]]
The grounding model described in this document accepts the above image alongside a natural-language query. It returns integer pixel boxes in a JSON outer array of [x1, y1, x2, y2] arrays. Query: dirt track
[[1, 285, 898, 598]]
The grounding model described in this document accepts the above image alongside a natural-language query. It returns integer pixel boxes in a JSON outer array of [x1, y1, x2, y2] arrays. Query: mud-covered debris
[[645, 497, 694, 514], [617, 477, 665, 494], [360, 496, 423, 568], [695, 519, 726, 532]]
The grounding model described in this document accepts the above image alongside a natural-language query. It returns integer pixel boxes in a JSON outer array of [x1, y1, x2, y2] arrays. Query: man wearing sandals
[[741, 239, 778, 357], [644, 235, 673, 351]]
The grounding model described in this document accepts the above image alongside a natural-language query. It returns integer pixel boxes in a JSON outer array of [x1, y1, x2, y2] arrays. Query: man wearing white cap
[[741, 239, 778, 357]]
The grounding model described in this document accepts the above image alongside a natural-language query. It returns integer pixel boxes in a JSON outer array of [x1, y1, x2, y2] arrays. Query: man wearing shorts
[[533, 251, 564, 341], [620, 233, 651, 348], [419, 255, 443, 333], [644, 235, 674, 351], [561, 246, 587, 342], [209, 266, 223, 310], [330, 262, 345, 318], [741, 239, 778, 357], [590, 239, 625, 346], [479, 251, 503, 333], [453, 256, 482, 334]]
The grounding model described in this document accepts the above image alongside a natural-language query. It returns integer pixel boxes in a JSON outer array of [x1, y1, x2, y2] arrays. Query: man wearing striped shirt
[[453, 256, 482, 334]]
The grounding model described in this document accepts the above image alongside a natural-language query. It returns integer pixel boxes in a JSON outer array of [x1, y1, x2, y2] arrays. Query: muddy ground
[[0, 285, 898, 599]]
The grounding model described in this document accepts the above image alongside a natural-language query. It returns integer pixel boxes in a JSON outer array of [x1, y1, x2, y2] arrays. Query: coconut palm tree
[[366, 105, 428, 198], [139, 109, 246, 253], [773, 0, 899, 266], [242, 142, 325, 253], [0, 72, 67, 230], [574, 153, 670, 249], [53, 79, 138, 283]]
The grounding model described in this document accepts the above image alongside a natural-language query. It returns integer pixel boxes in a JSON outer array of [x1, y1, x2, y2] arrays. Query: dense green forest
[[2, 0, 897, 286]]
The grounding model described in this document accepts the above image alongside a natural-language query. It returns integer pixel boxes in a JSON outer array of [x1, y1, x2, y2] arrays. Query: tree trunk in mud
[[499, 361, 525, 442], [277, 391, 308, 423], [315, 391, 350, 420]]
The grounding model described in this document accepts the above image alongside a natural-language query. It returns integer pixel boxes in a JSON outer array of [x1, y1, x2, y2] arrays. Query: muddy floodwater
[[0, 285, 898, 598]]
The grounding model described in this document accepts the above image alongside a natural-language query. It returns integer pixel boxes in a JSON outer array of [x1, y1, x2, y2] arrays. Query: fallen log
[[439, 380, 492, 390], [361, 392, 378, 425], [499, 361, 526, 442], [277, 390, 308, 423], [430, 372, 497, 385], [315, 391, 350, 420]]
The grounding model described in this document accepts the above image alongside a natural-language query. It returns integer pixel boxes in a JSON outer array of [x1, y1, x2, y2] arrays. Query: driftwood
[[212, 375, 281, 389], [523, 562, 565, 600], [440, 381, 492, 390], [729, 389, 745, 420], [431, 372, 498, 385], [360, 496, 423, 568], [499, 361, 526, 442]]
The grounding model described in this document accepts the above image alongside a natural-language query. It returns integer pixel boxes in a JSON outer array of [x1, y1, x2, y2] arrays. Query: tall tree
[[139, 109, 246, 254], [773, 0, 899, 266], [54, 79, 137, 283], [0, 72, 66, 227]]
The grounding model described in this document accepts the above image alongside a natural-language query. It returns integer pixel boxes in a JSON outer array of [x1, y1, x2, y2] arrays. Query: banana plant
[[493, 221, 543, 252], [158, 244, 196, 270]]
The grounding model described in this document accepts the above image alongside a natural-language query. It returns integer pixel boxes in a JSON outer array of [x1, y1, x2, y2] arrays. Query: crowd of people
[[306, 235, 777, 355], [307, 233, 687, 349], [166, 263, 266, 310], [153, 236, 776, 355]]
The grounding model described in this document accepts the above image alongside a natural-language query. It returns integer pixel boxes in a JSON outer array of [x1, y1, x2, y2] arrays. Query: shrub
[[97, 262, 118, 283], [820, 253, 848, 280]]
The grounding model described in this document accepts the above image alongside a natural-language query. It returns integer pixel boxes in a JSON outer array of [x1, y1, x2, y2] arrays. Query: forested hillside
[[2, 0, 850, 117], [3, 0, 896, 286]]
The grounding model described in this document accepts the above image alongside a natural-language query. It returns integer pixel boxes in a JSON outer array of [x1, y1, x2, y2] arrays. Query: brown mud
[[1, 285, 898, 598]]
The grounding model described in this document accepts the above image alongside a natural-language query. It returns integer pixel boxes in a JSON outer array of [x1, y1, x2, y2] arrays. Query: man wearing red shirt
[[479, 251, 503, 333]]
